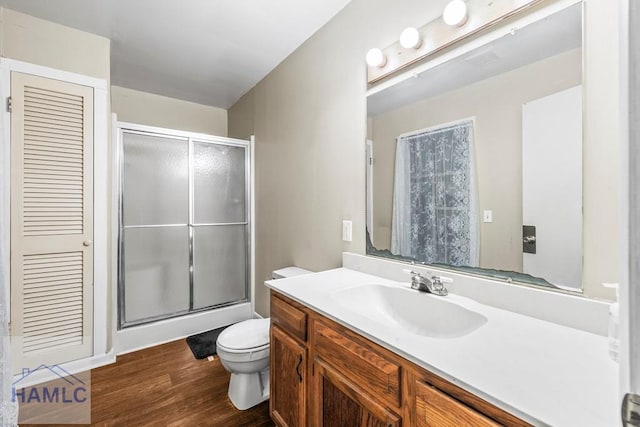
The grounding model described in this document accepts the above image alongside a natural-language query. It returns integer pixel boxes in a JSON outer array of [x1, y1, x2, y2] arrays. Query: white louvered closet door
[[10, 72, 94, 373]]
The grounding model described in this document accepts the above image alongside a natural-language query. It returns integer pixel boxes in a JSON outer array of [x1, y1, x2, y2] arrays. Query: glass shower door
[[119, 128, 250, 328], [121, 132, 190, 325], [192, 142, 248, 309]]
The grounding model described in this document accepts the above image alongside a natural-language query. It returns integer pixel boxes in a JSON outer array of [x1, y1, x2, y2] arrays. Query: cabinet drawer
[[416, 381, 500, 427], [271, 294, 307, 342], [313, 321, 401, 408]]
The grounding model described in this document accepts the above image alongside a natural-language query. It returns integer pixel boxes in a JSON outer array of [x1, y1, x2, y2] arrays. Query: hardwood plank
[[20, 339, 274, 427]]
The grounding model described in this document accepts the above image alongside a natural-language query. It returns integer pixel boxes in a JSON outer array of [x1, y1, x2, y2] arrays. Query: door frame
[[0, 58, 109, 375], [621, 0, 640, 399]]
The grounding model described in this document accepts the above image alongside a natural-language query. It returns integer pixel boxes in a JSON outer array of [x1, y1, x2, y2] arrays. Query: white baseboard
[[12, 350, 116, 389]]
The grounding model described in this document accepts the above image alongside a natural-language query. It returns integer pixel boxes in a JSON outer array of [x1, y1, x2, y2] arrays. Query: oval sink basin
[[332, 284, 487, 338]]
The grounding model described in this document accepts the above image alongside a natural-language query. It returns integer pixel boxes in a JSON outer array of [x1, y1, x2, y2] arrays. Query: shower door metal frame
[[116, 122, 251, 329]]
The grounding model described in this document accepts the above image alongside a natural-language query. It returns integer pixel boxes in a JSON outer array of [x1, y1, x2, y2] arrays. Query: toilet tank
[[271, 266, 312, 280]]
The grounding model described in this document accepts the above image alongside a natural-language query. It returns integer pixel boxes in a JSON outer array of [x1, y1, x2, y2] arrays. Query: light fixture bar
[[366, 0, 544, 85]]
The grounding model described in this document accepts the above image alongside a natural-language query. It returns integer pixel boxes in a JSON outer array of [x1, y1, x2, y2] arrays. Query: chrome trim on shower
[[122, 224, 189, 228], [188, 136, 195, 312], [116, 127, 125, 330], [191, 222, 249, 227]]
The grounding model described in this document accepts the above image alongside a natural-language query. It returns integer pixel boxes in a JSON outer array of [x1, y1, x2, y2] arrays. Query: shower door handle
[[295, 354, 303, 383]]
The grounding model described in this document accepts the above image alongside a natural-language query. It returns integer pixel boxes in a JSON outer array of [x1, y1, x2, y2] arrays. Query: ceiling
[[0, 0, 351, 108], [368, 3, 582, 116]]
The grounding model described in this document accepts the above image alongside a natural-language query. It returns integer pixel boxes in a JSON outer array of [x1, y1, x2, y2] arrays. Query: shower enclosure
[[117, 123, 250, 329]]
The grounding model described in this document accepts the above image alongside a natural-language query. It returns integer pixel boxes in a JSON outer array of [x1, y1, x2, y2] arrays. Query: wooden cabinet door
[[271, 325, 307, 427], [314, 359, 401, 427], [415, 381, 500, 427]]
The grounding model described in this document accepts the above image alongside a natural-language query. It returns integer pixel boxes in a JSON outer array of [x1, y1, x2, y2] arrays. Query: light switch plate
[[342, 220, 353, 242], [483, 210, 493, 223]]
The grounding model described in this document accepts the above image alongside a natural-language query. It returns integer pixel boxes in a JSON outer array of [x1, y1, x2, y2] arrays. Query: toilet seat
[[216, 318, 270, 361], [217, 343, 269, 363], [217, 341, 269, 354]]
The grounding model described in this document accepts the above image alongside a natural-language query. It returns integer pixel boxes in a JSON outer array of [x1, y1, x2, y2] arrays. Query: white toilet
[[217, 267, 312, 410], [217, 318, 271, 410]]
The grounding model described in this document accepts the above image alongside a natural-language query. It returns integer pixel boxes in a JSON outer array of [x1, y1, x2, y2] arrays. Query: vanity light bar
[[366, 0, 544, 85]]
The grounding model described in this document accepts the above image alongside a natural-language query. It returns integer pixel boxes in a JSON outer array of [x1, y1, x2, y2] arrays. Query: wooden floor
[[21, 340, 274, 427]]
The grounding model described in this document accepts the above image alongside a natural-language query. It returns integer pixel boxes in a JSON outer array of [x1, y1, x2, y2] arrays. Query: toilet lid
[[217, 318, 270, 351]]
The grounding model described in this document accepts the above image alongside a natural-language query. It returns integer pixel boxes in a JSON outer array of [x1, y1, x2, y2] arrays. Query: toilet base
[[228, 368, 270, 410]]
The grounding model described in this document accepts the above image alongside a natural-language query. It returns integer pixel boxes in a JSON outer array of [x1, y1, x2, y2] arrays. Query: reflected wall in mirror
[[366, 3, 584, 291]]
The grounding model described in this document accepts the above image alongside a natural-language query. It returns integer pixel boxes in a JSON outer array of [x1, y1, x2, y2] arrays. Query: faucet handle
[[429, 275, 451, 296], [403, 269, 426, 290], [402, 269, 424, 280], [432, 275, 453, 284]]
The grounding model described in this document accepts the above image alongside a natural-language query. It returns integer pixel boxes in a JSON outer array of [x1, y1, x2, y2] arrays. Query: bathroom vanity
[[266, 265, 617, 426], [269, 290, 521, 426]]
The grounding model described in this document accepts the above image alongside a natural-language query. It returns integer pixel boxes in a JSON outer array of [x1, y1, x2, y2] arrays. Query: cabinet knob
[[83, 240, 92, 247]]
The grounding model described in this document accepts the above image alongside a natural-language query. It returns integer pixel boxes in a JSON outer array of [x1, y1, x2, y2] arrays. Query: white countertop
[[265, 268, 619, 427]]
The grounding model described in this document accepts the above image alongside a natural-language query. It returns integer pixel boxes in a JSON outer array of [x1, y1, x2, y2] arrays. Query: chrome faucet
[[406, 270, 449, 296]]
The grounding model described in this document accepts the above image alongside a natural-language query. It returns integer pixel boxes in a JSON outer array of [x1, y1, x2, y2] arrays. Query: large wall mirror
[[366, 3, 585, 292]]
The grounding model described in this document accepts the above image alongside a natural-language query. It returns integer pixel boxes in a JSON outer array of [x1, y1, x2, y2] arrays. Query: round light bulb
[[400, 27, 422, 49], [366, 48, 386, 68], [443, 0, 468, 27]]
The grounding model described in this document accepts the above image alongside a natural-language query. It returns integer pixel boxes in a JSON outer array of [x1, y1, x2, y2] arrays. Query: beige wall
[[112, 86, 228, 136], [0, 8, 110, 81], [229, 0, 618, 307], [370, 49, 582, 273], [228, 89, 255, 139], [228, 0, 451, 316]]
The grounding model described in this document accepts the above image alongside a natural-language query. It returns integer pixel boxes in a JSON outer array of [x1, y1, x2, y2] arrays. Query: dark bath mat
[[186, 326, 228, 359]]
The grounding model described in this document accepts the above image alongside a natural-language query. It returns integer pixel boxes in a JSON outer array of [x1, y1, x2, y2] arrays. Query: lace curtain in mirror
[[391, 120, 478, 267]]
